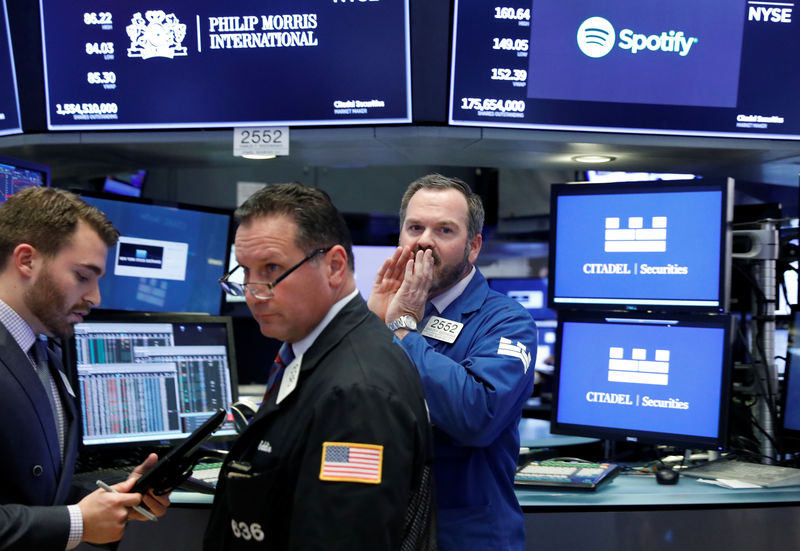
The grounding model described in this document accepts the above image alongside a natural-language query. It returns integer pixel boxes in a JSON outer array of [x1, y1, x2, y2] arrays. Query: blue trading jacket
[[398, 269, 538, 551]]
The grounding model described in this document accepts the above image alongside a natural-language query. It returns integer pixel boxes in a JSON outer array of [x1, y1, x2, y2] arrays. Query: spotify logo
[[577, 17, 616, 58]]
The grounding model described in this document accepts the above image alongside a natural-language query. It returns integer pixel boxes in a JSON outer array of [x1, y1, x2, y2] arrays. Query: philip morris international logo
[[577, 16, 616, 58]]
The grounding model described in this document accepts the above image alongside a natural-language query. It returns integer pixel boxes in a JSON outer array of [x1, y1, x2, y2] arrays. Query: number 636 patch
[[231, 519, 265, 542]]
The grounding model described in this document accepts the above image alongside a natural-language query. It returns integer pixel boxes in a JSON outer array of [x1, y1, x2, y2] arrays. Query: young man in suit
[[0, 187, 170, 549]]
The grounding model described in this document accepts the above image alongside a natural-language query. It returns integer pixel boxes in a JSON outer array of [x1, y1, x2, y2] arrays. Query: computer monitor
[[68, 312, 239, 449], [548, 178, 733, 313], [102, 169, 147, 198], [352, 245, 396, 301], [488, 277, 557, 321], [781, 306, 800, 442], [79, 192, 232, 315], [0, 155, 50, 204], [551, 311, 734, 450]]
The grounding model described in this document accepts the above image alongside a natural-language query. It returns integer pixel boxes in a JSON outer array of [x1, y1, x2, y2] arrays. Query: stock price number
[[87, 71, 116, 85], [86, 42, 114, 55], [494, 7, 531, 21], [84, 12, 112, 25], [492, 37, 529, 52], [55, 102, 118, 116], [460, 97, 526, 113], [491, 68, 527, 82]]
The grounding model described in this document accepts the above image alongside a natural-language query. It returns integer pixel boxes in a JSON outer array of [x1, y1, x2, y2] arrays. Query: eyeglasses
[[219, 246, 332, 300]]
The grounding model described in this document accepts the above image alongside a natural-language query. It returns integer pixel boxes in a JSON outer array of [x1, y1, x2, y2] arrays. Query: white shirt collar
[[430, 265, 476, 315], [291, 288, 359, 357]]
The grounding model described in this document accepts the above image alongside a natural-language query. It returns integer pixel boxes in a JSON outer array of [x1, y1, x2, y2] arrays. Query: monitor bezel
[[550, 310, 735, 450], [547, 177, 734, 314], [65, 310, 240, 453], [76, 190, 233, 316]]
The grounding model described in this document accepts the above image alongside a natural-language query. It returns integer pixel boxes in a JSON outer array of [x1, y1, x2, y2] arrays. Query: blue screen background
[[553, 189, 723, 305], [556, 320, 725, 439], [83, 196, 230, 314]]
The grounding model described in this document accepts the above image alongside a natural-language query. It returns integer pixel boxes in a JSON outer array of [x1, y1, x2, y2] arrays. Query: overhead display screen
[[39, 0, 411, 130], [449, 0, 800, 139], [0, 0, 21, 136]]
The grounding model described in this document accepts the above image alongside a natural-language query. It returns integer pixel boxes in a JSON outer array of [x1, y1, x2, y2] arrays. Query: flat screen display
[[488, 277, 557, 320], [782, 306, 800, 440], [0, 156, 50, 204], [0, 0, 20, 136], [70, 313, 239, 447], [548, 178, 733, 312], [352, 244, 396, 301], [40, 0, 411, 130], [449, 0, 800, 139], [80, 193, 232, 315], [551, 312, 734, 449]]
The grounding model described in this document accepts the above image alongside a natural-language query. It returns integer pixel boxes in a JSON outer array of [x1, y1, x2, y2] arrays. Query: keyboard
[[682, 458, 800, 488], [515, 460, 621, 490]]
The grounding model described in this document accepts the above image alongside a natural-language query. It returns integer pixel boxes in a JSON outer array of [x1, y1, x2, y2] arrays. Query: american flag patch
[[319, 442, 383, 484]]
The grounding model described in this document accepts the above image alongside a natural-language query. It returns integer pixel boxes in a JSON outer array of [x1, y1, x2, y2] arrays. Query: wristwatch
[[387, 315, 418, 332]]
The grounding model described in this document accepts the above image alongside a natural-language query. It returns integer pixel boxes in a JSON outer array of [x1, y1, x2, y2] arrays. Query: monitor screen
[[488, 277, 557, 320], [0, 0, 20, 136], [102, 169, 147, 197], [79, 193, 232, 315], [39, 0, 411, 130], [0, 156, 50, 204], [352, 245, 396, 301], [70, 313, 239, 448], [548, 178, 733, 312], [449, 0, 800, 140], [551, 312, 734, 449], [782, 306, 800, 441]]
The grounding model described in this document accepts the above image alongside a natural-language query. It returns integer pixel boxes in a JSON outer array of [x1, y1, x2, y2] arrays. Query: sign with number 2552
[[233, 127, 289, 157]]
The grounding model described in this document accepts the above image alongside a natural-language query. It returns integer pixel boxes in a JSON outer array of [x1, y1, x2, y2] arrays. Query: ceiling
[[1, 125, 800, 188]]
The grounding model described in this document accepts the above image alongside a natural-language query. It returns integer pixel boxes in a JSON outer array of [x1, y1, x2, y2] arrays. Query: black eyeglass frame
[[218, 246, 333, 300]]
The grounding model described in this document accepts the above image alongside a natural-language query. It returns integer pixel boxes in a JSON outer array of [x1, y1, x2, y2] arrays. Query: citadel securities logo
[[608, 346, 670, 386], [577, 16, 698, 59], [605, 216, 667, 252], [577, 17, 616, 58], [127, 11, 188, 59]]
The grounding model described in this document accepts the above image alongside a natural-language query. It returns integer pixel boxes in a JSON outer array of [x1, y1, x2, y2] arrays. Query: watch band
[[387, 315, 418, 332]]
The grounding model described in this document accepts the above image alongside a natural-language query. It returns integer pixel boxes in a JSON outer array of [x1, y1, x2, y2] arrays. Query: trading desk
[[76, 419, 800, 551]]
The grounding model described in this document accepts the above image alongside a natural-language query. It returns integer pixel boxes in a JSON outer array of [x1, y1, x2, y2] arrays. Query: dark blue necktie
[[263, 343, 294, 401]]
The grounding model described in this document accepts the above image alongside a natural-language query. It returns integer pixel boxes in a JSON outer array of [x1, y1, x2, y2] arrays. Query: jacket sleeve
[[289, 383, 424, 550], [400, 303, 537, 447], [0, 504, 70, 551]]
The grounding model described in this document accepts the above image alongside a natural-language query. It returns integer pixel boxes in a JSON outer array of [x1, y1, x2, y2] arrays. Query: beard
[[415, 244, 471, 296], [23, 268, 83, 339]]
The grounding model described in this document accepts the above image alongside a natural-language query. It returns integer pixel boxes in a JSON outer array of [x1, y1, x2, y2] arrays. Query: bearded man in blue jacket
[[369, 173, 538, 550]]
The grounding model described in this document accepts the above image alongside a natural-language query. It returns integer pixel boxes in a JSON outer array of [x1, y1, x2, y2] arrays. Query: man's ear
[[326, 245, 349, 286], [12, 244, 38, 279], [468, 233, 482, 265]]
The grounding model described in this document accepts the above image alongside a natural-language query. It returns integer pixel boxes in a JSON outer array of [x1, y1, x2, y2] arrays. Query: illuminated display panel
[[450, 0, 800, 139], [40, 0, 411, 129]]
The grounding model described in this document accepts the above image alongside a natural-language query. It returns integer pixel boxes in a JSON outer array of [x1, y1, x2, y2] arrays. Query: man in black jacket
[[205, 183, 436, 550]]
